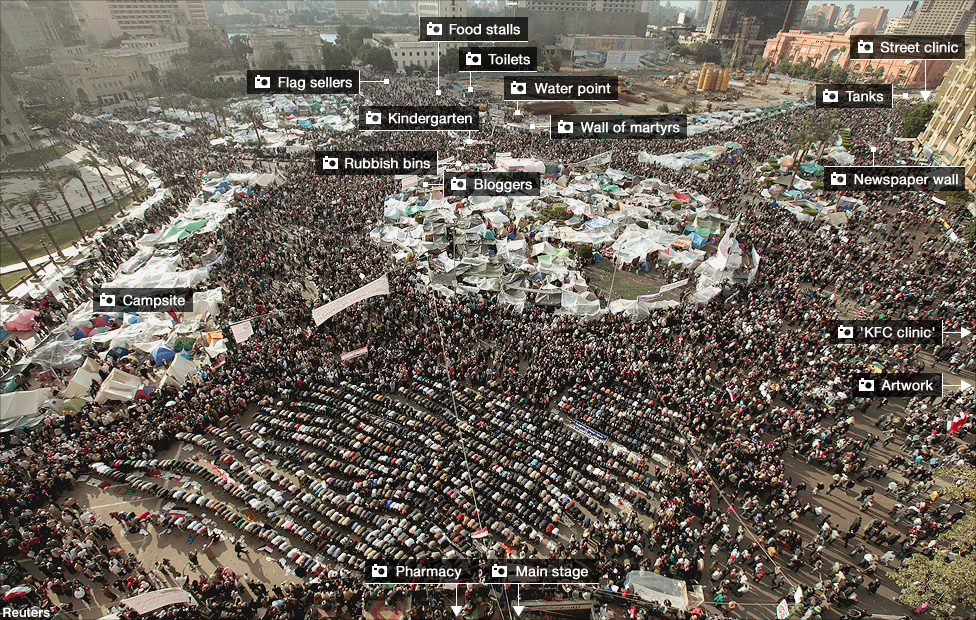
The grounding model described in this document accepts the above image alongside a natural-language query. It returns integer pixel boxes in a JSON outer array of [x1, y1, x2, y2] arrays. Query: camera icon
[[254, 75, 271, 89], [857, 40, 874, 55], [322, 157, 339, 170], [450, 177, 467, 192], [98, 293, 116, 308], [427, 23, 442, 36], [858, 378, 875, 392], [510, 81, 527, 95], [491, 565, 508, 579], [364, 111, 382, 125], [837, 325, 854, 339], [466, 52, 482, 66], [371, 565, 388, 579], [830, 172, 847, 186], [557, 120, 574, 134], [822, 89, 839, 103]]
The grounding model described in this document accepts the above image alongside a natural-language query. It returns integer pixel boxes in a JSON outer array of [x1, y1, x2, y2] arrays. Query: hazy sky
[[669, 0, 920, 19]]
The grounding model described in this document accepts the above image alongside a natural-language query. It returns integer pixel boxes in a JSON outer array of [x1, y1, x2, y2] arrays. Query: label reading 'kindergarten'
[[550, 114, 687, 139], [824, 166, 964, 192], [315, 151, 436, 176], [358, 106, 479, 131]]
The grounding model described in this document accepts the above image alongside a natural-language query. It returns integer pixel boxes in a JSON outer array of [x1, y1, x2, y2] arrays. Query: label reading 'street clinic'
[[504, 76, 618, 101], [421, 17, 528, 42], [316, 151, 436, 176], [815, 84, 892, 109], [358, 106, 479, 131], [824, 166, 965, 192], [551, 115, 687, 139], [246, 70, 359, 94], [444, 172, 540, 197], [849, 35, 965, 60], [459, 47, 538, 72]]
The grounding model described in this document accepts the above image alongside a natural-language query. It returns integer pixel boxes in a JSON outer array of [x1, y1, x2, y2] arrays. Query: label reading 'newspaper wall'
[[824, 166, 964, 192]]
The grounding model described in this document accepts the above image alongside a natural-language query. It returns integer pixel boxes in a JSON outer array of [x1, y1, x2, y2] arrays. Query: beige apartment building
[[918, 49, 976, 190]]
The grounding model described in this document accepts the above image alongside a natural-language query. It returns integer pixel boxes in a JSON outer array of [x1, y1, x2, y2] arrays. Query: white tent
[[622, 571, 704, 612], [95, 369, 143, 405], [0, 388, 54, 431], [159, 355, 199, 387], [63, 358, 102, 398]]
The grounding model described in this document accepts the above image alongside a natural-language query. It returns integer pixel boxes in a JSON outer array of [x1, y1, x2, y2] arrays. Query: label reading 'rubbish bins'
[[315, 151, 437, 176]]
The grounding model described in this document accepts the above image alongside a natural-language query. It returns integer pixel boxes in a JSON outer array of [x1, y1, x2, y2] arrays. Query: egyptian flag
[[471, 527, 490, 539], [947, 411, 968, 434]]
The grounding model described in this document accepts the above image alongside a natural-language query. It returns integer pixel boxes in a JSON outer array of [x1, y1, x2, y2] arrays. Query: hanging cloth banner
[[340, 346, 369, 362], [312, 275, 390, 326], [229, 319, 254, 343]]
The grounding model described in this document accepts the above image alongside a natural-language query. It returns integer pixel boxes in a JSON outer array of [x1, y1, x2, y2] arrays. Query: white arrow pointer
[[513, 584, 525, 617]]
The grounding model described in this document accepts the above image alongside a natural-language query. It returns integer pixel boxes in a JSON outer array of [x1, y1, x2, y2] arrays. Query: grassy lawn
[[0, 144, 74, 171], [1, 198, 133, 268], [1, 268, 31, 293]]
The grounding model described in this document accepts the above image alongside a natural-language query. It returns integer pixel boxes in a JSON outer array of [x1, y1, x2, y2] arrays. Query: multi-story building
[[801, 3, 839, 31], [917, 49, 976, 190], [905, 0, 975, 40], [884, 16, 912, 35], [0, 1, 69, 70], [762, 22, 953, 87], [854, 6, 887, 31], [69, 0, 210, 45], [0, 75, 35, 153], [367, 33, 439, 73], [20, 45, 154, 106], [705, 0, 808, 43], [416, 0, 468, 19], [334, 0, 372, 19], [105, 38, 189, 73], [248, 28, 326, 71], [513, 0, 649, 44]]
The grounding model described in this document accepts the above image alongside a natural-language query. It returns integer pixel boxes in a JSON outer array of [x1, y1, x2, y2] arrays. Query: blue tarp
[[689, 232, 706, 249]]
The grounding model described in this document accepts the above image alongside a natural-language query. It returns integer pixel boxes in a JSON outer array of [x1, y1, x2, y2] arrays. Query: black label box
[[832, 320, 943, 345], [421, 17, 528, 42], [358, 106, 480, 131], [504, 76, 618, 101], [550, 114, 687, 139], [852, 373, 942, 398], [815, 84, 892, 109], [824, 166, 965, 192], [95, 287, 193, 313], [849, 35, 966, 60], [444, 172, 541, 197], [460, 47, 538, 72], [246, 70, 359, 94], [315, 151, 437, 176]]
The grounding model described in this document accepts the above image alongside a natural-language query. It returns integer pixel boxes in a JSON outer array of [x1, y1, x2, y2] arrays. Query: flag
[[947, 411, 968, 434], [471, 527, 490, 539]]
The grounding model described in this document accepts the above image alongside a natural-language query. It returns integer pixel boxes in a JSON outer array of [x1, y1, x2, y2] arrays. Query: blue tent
[[689, 232, 707, 249], [149, 341, 176, 365]]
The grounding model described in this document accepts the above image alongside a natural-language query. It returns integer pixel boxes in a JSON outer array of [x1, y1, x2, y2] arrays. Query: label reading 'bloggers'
[[359, 106, 479, 131], [849, 35, 965, 60], [445, 172, 540, 197], [504, 76, 618, 101], [825, 166, 965, 192], [421, 17, 528, 42], [551, 114, 687, 139], [852, 373, 942, 398], [246, 70, 359, 94], [815, 83, 892, 109], [316, 151, 436, 176], [460, 47, 538, 72]]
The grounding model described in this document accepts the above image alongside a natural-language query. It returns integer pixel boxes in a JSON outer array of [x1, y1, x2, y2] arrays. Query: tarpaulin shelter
[[64, 358, 103, 398], [622, 571, 705, 612], [4, 309, 39, 332], [0, 388, 54, 432], [149, 341, 176, 365], [95, 369, 143, 405]]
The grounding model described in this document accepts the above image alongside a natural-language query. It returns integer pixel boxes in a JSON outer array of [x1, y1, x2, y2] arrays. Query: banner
[[340, 346, 369, 362], [120, 588, 197, 614], [715, 220, 737, 270], [229, 320, 254, 344], [209, 461, 236, 486], [659, 278, 690, 294], [569, 419, 607, 443], [748, 246, 761, 285], [569, 151, 613, 168], [776, 600, 789, 619], [312, 275, 390, 326]]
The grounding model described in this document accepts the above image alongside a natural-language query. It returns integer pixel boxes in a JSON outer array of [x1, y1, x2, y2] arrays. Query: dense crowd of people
[[1, 76, 973, 620]]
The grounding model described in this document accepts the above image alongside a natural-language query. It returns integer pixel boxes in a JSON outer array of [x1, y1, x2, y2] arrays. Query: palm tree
[[43, 171, 86, 240], [79, 154, 123, 215], [0, 221, 40, 279], [15, 189, 65, 259], [206, 97, 228, 131], [813, 111, 843, 161], [101, 142, 142, 201], [61, 165, 106, 227], [269, 41, 294, 70], [788, 125, 814, 189], [240, 104, 264, 147]]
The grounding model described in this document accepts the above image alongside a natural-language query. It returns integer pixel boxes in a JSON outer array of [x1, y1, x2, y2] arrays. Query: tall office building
[[802, 3, 840, 30], [917, 49, 976, 190], [416, 0, 468, 18], [705, 0, 808, 42], [0, 75, 35, 153], [854, 6, 887, 30], [906, 0, 975, 39], [69, 0, 210, 45], [514, 0, 649, 43], [334, 0, 371, 18]]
